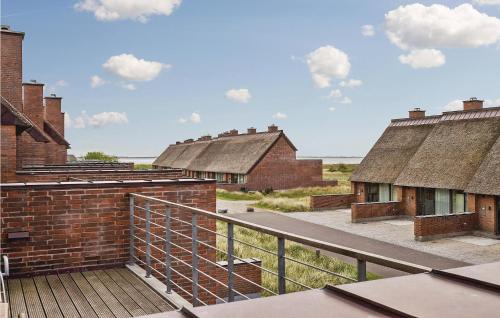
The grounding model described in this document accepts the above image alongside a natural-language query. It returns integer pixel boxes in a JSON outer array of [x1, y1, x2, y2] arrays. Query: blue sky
[[2, 0, 499, 157]]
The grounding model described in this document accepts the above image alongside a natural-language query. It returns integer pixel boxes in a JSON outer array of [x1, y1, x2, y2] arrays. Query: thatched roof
[[350, 120, 436, 183], [465, 136, 500, 196], [154, 132, 295, 174], [394, 116, 500, 190]]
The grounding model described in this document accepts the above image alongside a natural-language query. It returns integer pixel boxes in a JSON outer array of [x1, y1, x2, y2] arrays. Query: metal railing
[[129, 193, 431, 307]]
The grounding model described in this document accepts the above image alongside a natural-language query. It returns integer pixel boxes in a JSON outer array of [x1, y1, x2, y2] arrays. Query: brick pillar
[[22, 82, 45, 127], [1, 125, 17, 182], [44, 96, 64, 135], [0, 27, 24, 111]]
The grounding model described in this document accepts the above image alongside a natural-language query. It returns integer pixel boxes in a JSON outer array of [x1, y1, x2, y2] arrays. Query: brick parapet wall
[[310, 194, 355, 211], [22, 162, 135, 170], [414, 212, 478, 241], [215, 259, 262, 298], [351, 201, 401, 223], [15, 169, 184, 182], [0, 179, 218, 304]]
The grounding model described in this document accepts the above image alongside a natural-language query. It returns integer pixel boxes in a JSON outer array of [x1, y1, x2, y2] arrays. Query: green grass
[[254, 197, 311, 212], [134, 163, 153, 170], [216, 189, 264, 201], [216, 221, 378, 296]]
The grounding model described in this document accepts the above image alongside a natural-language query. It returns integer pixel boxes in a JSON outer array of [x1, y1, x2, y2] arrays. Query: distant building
[[350, 98, 500, 238], [153, 125, 336, 190], [1, 25, 69, 182]]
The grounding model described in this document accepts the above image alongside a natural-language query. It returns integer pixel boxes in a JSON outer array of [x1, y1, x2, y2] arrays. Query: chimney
[[44, 95, 64, 136], [1, 25, 25, 111], [22, 81, 45, 127], [229, 129, 238, 136], [247, 127, 257, 134], [184, 138, 194, 143], [175, 141, 181, 145], [268, 124, 278, 133], [463, 97, 483, 111], [409, 108, 426, 119], [198, 135, 212, 141]]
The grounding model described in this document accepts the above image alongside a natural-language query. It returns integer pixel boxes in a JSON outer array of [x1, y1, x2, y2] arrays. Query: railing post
[[357, 258, 367, 282], [277, 237, 286, 294], [227, 223, 234, 302], [165, 207, 172, 294], [145, 201, 152, 278], [129, 196, 135, 265], [191, 214, 199, 306]]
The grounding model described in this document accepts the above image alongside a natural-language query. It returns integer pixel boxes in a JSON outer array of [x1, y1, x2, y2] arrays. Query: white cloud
[[485, 98, 500, 107], [120, 82, 136, 91], [329, 107, 336, 112], [47, 80, 68, 93], [473, 0, 500, 6], [339, 97, 352, 104], [55, 80, 68, 87], [307, 45, 351, 88], [399, 49, 446, 69], [361, 25, 375, 37], [225, 88, 251, 103], [64, 113, 73, 129], [327, 89, 342, 99], [74, 0, 182, 23], [273, 112, 287, 119], [90, 75, 107, 88], [66, 111, 128, 128], [340, 79, 363, 88], [443, 99, 463, 111], [385, 4, 500, 50], [178, 112, 201, 124], [103, 54, 170, 81]]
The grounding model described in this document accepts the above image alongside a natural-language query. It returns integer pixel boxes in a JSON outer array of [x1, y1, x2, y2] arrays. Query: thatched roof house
[[154, 126, 332, 190], [352, 100, 500, 196]]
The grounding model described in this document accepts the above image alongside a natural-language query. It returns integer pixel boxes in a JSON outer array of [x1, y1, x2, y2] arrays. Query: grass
[[254, 197, 311, 212], [216, 189, 264, 201], [216, 221, 378, 296], [134, 163, 153, 170]]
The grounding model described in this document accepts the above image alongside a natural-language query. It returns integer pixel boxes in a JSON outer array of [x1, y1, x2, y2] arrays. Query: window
[[379, 184, 390, 202], [452, 191, 465, 213], [237, 174, 246, 184], [366, 183, 379, 202], [391, 184, 398, 201], [216, 173, 225, 183], [435, 188, 450, 215]]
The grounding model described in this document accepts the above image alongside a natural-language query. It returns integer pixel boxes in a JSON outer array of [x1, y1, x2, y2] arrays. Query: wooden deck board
[[6, 268, 172, 318], [32, 276, 64, 318], [105, 269, 161, 315], [7, 279, 28, 318], [45, 275, 82, 318], [93, 270, 146, 317], [20, 278, 46, 318], [115, 268, 174, 312]]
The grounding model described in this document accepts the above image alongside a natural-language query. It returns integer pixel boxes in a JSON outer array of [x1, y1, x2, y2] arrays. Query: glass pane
[[391, 185, 398, 201], [379, 184, 390, 202], [453, 192, 465, 213], [435, 189, 450, 215]]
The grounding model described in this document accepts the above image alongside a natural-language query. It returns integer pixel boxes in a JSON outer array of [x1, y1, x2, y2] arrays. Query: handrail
[[129, 193, 431, 274]]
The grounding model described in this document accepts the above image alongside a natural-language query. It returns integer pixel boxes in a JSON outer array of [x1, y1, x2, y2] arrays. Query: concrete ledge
[[352, 215, 400, 223]]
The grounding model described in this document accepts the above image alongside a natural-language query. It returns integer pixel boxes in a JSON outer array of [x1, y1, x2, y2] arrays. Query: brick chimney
[[247, 127, 257, 134], [44, 94, 64, 135], [175, 141, 181, 145], [409, 108, 426, 119], [184, 138, 194, 143], [198, 135, 212, 141], [22, 81, 45, 127], [229, 129, 238, 136], [268, 124, 278, 133], [463, 97, 483, 111], [1, 25, 25, 111]]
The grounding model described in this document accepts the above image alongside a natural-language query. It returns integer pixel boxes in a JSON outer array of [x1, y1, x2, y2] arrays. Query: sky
[[1, 0, 499, 157]]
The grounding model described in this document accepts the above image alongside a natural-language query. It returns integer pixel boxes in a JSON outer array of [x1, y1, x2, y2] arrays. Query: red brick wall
[[44, 97, 64, 135], [351, 201, 401, 223], [310, 194, 355, 210], [414, 212, 478, 241], [476, 195, 496, 233], [22, 83, 45, 128], [0, 179, 218, 304], [352, 182, 366, 203], [1, 125, 17, 182], [16, 169, 184, 182], [245, 136, 331, 190], [216, 259, 262, 298], [0, 30, 23, 111], [17, 133, 47, 167]]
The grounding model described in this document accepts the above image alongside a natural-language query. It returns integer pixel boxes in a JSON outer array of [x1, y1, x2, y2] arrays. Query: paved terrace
[[6, 268, 175, 318]]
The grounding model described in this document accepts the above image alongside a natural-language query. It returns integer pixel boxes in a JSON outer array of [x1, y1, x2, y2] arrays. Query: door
[[417, 188, 435, 215], [496, 197, 500, 235]]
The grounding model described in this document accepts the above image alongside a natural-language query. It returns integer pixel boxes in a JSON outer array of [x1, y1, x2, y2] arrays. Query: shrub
[[83, 151, 118, 162]]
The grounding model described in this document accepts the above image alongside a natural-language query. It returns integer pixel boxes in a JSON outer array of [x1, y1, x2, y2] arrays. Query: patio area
[[6, 267, 175, 318]]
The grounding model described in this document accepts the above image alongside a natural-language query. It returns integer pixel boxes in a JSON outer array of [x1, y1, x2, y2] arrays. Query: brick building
[[153, 126, 336, 191], [350, 98, 500, 240], [1, 25, 69, 182]]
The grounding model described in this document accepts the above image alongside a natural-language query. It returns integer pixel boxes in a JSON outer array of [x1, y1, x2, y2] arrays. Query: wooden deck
[[6, 267, 175, 318]]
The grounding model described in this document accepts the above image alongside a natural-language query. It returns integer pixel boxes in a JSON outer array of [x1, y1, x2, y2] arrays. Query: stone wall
[[310, 194, 355, 210], [414, 212, 478, 241]]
